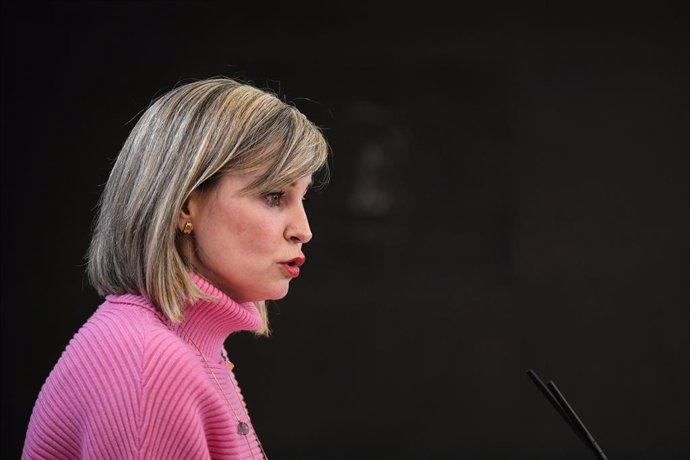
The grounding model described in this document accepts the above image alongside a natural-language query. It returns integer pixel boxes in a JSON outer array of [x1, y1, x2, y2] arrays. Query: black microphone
[[527, 368, 608, 460]]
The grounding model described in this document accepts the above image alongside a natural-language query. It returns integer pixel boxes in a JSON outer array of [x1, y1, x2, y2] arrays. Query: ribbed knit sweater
[[23, 273, 266, 459]]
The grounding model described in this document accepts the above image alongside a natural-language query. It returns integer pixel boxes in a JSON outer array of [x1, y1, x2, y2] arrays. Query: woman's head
[[87, 77, 329, 334]]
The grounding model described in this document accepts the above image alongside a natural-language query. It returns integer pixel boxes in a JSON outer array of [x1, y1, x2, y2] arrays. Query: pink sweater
[[23, 274, 266, 459]]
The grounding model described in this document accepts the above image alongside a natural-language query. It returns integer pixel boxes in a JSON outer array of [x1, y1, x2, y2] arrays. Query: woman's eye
[[264, 192, 285, 207]]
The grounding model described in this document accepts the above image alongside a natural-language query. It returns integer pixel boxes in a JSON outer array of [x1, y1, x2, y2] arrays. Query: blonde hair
[[87, 77, 329, 335]]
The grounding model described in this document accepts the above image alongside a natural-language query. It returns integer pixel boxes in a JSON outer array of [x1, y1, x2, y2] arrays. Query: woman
[[23, 77, 329, 459]]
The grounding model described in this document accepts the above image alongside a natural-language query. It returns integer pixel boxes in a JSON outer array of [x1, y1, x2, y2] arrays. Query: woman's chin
[[265, 284, 291, 301]]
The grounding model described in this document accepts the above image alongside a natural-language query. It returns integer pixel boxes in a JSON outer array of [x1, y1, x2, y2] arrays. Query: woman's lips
[[280, 263, 300, 277], [280, 256, 305, 278]]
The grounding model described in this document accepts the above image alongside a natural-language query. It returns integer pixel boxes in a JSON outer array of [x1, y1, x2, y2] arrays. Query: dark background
[[2, 2, 688, 459]]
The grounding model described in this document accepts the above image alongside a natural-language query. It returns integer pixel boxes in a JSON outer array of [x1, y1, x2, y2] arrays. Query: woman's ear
[[178, 189, 200, 232]]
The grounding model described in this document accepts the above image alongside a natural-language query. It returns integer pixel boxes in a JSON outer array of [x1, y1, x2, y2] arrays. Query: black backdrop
[[2, 3, 688, 459]]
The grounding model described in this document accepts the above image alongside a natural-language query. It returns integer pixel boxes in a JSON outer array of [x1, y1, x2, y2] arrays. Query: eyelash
[[263, 191, 285, 207], [262, 190, 310, 208]]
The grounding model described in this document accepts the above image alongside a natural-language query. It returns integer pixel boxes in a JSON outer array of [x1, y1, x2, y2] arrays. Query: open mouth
[[286, 256, 305, 267], [280, 256, 305, 277]]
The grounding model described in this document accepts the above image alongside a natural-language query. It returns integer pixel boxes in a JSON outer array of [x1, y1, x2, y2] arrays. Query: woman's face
[[180, 172, 313, 303]]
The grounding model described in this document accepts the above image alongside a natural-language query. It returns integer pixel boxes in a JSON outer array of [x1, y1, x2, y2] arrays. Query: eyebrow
[[289, 178, 314, 188]]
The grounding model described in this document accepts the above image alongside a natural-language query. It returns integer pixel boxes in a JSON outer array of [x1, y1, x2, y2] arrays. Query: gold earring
[[182, 222, 193, 235]]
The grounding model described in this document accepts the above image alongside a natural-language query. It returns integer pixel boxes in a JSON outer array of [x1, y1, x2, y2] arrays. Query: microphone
[[527, 368, 608, 460]]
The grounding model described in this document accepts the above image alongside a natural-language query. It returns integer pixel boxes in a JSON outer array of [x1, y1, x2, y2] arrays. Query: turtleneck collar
[[106, 272, 263, 360]]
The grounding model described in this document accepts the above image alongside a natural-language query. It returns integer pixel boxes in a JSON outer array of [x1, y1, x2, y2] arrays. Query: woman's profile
[[23, 77, 329, 459]]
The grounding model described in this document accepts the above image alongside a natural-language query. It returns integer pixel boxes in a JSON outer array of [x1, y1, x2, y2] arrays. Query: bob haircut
[[87, 77, 329, 335]]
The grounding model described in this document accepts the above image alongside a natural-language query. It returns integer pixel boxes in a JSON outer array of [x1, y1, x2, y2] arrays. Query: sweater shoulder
[[23, 299, 210, 459], [56, 299, 172, 373], [40, 297, 198, 402]]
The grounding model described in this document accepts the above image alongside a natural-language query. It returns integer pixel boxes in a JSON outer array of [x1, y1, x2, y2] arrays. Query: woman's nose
[[285, 204, 313, 244]]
